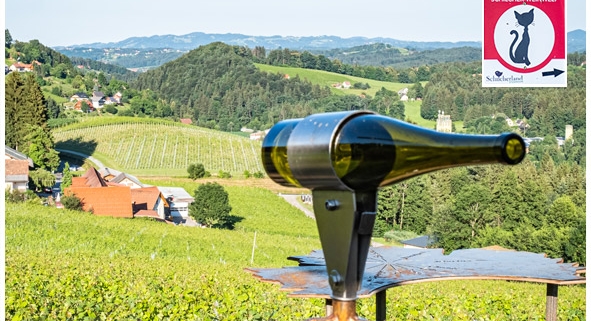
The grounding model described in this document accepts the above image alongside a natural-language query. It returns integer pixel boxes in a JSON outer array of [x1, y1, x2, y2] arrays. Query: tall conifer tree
[[5, 72, 26, 150]]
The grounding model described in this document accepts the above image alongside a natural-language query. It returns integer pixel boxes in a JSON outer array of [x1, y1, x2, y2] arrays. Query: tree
[[28, 168, 56, 191], [61, 162, 73, 193], [5, 29, 13, 48], [189, 182, 232, 228], [22, 73, 48, 129], [46, 97, 63, 119], [563, 218, 586, 264], [25, 125, 60, 171], [376, 186, 399, 236], [545, 196, 581, 229], [5, 72, 26, 150], [187, 163, 206, 180]]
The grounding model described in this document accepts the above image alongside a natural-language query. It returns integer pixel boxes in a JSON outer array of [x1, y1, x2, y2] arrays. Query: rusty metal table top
[[247, 247, 586, 298]]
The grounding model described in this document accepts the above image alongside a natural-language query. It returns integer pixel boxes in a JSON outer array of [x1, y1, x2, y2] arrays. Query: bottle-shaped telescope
[[263, 110, 525, 191], [261, 110, 526, 308]]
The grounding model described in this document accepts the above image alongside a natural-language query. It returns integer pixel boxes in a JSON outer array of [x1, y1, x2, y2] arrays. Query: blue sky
[[4, 0, 587, 47]]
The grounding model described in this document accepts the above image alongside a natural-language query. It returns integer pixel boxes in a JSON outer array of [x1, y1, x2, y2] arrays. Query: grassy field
[[5, 179, 586, 320], [255, 63, 411, 97]]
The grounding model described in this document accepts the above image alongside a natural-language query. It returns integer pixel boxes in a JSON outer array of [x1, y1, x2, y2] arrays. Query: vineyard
[[5, 183, 587, 320], [52, 117, 264, 176]]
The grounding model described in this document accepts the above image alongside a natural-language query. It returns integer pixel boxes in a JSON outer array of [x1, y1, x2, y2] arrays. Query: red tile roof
[[180, 118, 192, 125], [66, 186, 133, 218], [5, 159, 29, 175], [131, 186, 166, 212], [77, 168, 108, 187]]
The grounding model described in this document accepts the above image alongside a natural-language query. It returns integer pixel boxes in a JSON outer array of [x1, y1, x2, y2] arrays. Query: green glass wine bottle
[[262, 111, 526, 191]]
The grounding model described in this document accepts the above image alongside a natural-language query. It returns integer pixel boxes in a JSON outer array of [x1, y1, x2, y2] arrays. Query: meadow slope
[[5, 180, 586, 320]]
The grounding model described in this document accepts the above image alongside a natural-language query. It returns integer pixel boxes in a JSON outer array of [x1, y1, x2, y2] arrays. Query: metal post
[[325, 299, 333, 317], [309, 300, 366, 321], [375, 290, 386, 321], [545, 284, 558, 321]]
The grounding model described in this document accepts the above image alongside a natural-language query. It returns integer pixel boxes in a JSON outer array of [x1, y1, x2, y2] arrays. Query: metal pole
[[376, 290, 386, 321], [308, 300, 366, 321], [545, 283, 558, 321], [325, 299, 333, 317]]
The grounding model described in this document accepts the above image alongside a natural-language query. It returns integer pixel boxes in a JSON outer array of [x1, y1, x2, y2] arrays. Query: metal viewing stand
[[255, 111, 585, 320], [248, 247, 585, 321]]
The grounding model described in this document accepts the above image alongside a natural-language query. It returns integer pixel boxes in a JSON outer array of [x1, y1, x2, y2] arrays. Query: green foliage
[[102, 104, 118, 114], [419, 63, 585, 138], [5, 189, 26, 203], [563, 218, 586, 264], [61, 194, 83, 211], [352, 82, 370, 90], [6, 71, 61, 171], [132, 43, 333, 130], [218, 170, 232, 178], [368, 87, 405, 119], [61, 162, 73, 193], [463, 115, 512, 134], [545, 196, 582, 229], [5, 29, 13, 48], [252, 171, 264, 178], [28, 168, 56, 191], [25, 125, 60, 171], [380, 154, 586, 259], [189, 182, 232, 228], [187, 163, 206, 180]]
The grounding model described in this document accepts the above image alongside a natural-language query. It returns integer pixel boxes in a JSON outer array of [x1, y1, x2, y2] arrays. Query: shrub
[[189, 182, 232, 229], [218, 170, 232, 178], [61, 194, 83, 211], [103, 104, 118, 114], [5, 190, 26, 203], [187, 163, 206, 180]]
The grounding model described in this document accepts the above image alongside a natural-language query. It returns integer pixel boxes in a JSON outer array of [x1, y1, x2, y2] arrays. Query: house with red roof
[[66, 168, 172, 221], [131, 186, 170, 221], [73, 100, 94, 112], [9, 61, 39, 72], [66, 168, 133, 218], [5, 146, 34, 192]]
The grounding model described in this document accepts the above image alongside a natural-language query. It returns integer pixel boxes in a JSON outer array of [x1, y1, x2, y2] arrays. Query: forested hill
[[131, 42, 333, 130], [313, 44, 482, 68]]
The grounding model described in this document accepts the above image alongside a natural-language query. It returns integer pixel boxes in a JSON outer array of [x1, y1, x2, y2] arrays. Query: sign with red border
[[482, 0, 566, 87]]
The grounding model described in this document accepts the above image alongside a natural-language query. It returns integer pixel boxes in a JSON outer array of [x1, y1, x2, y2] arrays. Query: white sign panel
[[483, 0, 567, 87]]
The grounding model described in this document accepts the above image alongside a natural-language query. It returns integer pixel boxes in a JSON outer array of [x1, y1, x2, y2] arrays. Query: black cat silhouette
[[509, 8, 534, 66]]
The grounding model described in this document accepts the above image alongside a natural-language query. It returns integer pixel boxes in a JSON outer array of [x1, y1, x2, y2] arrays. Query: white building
[[157, 186, 195, 219]]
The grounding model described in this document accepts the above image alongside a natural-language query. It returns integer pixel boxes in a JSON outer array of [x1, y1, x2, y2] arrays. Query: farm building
[[131, 186, 170, 221], [157, 186, 195, 222], [5, 146, 34, 192]]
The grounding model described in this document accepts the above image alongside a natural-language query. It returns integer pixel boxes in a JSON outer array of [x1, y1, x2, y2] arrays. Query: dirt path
[[279, 194, 315, 219]]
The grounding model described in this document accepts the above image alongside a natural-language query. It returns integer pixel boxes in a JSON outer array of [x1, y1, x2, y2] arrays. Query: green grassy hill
[[53, 117, 264, 176], [255, 63, 409, 97], [6, 183, 586, 320]]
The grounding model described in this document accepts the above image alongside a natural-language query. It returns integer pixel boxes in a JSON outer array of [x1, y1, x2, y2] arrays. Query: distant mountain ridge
[[54, 30, 586, 53], [55, 32, 482, 51]]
